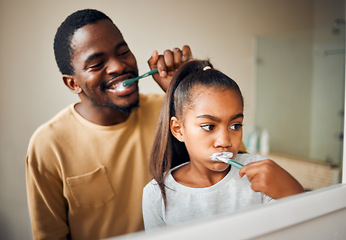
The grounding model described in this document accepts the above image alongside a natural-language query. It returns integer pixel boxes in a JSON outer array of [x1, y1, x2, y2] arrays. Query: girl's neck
[[172, 162, 230, 188]]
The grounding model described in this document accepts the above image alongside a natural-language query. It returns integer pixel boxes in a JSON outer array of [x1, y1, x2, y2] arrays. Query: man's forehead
[[72, 20, 122, 44], [70, 20, 124, 58]]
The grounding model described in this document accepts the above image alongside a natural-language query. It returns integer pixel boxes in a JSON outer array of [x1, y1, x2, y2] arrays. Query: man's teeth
[[108, 82, 127, 91], [108, 83, 117, 89]]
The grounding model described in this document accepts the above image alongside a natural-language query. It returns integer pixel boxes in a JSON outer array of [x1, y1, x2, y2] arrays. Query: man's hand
[[239, 159, 305, 199], [147, 45, 192, 92]]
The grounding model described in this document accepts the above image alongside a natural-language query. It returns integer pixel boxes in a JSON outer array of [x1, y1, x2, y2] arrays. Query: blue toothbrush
[[210, 152, 244, 169], [122, 56, 190, 87]]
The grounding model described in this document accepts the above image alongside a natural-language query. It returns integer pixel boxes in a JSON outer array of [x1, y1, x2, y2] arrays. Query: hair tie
[[203, 66, 212, 71]]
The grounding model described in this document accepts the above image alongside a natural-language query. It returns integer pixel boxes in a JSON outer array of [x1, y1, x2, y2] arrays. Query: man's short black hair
[[53, 9, 114, 75]]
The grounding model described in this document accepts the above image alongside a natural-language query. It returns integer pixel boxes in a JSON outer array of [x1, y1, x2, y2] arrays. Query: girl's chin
[[210, 163, 230, 172]]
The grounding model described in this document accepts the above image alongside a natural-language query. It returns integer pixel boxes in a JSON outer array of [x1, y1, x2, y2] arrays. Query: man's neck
[[74, 102, 130, 126]]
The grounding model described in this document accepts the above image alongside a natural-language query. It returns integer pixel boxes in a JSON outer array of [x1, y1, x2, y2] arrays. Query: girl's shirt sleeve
[[142, 180, 166, 231]]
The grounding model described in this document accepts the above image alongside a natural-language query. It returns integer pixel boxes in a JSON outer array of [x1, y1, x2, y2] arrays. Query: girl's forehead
[[188, 86, 243, 111], [189, 85, 220, 97], [189, 85, 234, 100]]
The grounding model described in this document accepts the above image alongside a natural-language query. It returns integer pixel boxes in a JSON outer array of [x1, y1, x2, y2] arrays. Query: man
[[26, 9, 192, 240]]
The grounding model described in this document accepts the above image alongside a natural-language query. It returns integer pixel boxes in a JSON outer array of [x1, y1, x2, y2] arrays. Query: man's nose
[[106, 57, 126, 75]]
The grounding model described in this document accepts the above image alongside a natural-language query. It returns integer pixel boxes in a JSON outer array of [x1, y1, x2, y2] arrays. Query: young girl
[[142, 60, 304, 230]]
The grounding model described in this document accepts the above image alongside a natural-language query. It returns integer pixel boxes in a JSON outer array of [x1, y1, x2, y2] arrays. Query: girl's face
[[170, 85, 244, 173]]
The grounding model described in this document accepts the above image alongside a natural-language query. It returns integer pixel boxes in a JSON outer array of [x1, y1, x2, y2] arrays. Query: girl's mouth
[[210, 152, 233, 161]]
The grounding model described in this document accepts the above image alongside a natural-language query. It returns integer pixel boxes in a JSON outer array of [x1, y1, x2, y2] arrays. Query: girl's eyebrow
[[196, 113, 244, 122], [231, 113, 244, 121], [196, 114, 220, 122]]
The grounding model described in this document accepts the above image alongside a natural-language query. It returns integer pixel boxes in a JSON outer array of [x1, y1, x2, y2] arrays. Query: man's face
[[69, 19, 139, 113]]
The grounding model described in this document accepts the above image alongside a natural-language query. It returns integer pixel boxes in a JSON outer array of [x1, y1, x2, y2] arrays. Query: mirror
[[251, 8, 345, 190], [2, 1, 345, 239]]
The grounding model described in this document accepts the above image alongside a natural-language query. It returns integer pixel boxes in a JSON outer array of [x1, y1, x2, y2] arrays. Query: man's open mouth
[[103, 74, 133, 91]]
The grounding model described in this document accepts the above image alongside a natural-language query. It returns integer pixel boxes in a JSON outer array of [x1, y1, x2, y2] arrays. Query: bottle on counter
[[260, 128, 269, 156]]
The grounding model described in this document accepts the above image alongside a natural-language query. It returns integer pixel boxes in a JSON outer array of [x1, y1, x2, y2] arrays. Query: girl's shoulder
[[144, 163, 189, 194], [143, 179, 162, 201]]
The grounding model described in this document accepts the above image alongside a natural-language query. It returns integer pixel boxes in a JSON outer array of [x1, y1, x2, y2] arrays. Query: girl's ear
[[170, 116, 184, 142], [62, 75, 83, 94]]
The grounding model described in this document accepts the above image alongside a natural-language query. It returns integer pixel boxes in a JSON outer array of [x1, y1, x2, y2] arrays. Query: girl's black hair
[[149, 59, 243, 206]]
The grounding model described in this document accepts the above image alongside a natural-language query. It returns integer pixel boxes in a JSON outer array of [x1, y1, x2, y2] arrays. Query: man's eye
[[230, 124, 243, 131], [88, 62, 104, 70], [201, 124, 215, 131], [118, 50, 130, 57]]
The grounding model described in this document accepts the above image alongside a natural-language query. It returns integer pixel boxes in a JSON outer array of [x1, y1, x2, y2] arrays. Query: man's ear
[[62, 75, 82, 94], [170, 116, 184, 142]]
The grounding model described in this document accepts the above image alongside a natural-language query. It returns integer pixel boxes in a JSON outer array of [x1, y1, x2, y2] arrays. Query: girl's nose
[[214, 130, 232, 149], [106, 57, 126, 75]]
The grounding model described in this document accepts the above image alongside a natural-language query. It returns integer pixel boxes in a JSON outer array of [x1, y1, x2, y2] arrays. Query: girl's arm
[[142, 182, 166, 230], [238, 159, 305, 199]]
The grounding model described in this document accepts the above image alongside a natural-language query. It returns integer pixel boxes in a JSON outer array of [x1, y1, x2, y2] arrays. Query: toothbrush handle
[[122, 68, 158, 87], [136, 68, 158, 80], [227, 160, 244, 169], [122, 56, 190, 87]]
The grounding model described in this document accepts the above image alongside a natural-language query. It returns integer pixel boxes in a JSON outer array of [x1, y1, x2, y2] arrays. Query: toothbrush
[[122, 68, 158, 87], [210, 152, 244, 169], [122, 56, 191, 87], [111, 69, 157, 92], [110, 71, 157, 92]]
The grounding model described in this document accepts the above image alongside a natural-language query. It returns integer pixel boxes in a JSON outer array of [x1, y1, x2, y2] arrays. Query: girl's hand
[[239, 159, 304, 199], [147, 45, 192, 92]]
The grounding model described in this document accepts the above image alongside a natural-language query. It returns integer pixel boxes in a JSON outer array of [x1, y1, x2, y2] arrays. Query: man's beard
[[84, 87, 140, 115], [103, 94, 140, 115]]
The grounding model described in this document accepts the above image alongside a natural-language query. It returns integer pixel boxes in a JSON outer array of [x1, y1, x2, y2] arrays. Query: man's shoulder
[[28, 105, 75, 145], [138, 93, 165, 119], [139, 93, 165, 106], [26, 105, 77, 168]]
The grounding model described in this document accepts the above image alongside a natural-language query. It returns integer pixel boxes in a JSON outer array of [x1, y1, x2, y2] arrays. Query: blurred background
[[0, 0, 344, 239]]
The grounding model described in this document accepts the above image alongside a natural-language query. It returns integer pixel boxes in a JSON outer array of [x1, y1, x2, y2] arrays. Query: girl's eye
[[230, 124, 243, 131], [201, 124, 215, 131]]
